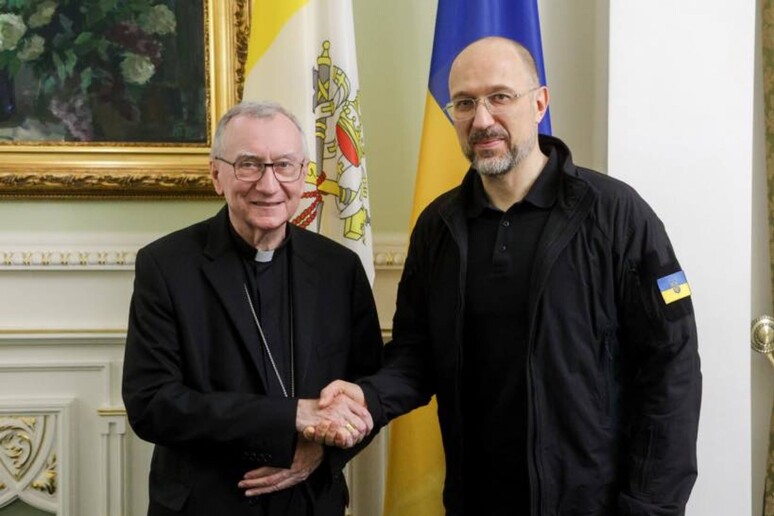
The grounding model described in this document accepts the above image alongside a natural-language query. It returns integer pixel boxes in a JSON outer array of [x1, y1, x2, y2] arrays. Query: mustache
[[468, 127, 508, 145]]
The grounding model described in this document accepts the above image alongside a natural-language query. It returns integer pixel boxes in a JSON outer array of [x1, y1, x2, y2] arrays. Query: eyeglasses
[[444, 87, 541, 121], [214, 156, 306, 183]]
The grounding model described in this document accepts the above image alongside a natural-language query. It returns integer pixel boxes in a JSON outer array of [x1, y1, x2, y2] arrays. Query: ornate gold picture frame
[[0, 0, 249, 199]]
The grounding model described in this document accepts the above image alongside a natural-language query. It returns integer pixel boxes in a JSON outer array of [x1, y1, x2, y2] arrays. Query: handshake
[[296, 380, 372, 449]]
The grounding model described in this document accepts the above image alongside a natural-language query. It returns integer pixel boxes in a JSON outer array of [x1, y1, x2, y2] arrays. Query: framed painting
[[0, 0, 249, 198]]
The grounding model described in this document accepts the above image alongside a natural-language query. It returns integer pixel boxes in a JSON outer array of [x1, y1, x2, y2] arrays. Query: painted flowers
[[0, 0, 178, 141]]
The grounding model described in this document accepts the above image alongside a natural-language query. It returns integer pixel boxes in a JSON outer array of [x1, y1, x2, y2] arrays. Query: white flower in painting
[[139, 4, 176, 35], [28, 0, 57, 29], [17, 34, 44, 61], [0, 13, 27, 51], [121, 53, 155, 85]]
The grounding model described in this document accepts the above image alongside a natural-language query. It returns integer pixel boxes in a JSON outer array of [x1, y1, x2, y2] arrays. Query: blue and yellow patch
[[657, 270, 691, 304]]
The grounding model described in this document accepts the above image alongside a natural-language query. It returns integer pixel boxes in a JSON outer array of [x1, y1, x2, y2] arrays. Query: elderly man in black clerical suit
[[122, 100, 383, 516]]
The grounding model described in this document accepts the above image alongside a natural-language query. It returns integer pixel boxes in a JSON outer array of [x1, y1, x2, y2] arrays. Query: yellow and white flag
[[244, 0, 373, 283]]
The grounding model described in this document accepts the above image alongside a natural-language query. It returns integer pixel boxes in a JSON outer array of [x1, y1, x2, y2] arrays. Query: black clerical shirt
[[462, 149, 559, 514], [230, 224, 294, 398], [228, 224, 313, 513]]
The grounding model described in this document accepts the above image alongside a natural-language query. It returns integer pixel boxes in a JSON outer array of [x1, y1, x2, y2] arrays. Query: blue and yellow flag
[[657, 270, 692, 304], [410, 0, 552, 226], [385, 1, 551, 515]]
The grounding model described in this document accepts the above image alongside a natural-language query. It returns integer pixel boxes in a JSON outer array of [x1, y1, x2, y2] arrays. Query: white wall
[[608, 2, 755, 514]]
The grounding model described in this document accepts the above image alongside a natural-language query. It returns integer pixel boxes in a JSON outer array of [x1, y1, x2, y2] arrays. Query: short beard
[[465, 129, 537, 177]]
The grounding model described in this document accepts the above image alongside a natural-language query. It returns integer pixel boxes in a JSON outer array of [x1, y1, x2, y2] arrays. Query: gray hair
[[210, 100, 309, 158]]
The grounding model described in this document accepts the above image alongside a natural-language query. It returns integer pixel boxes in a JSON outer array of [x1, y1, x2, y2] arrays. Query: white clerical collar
[[254, 249, 275, 263]]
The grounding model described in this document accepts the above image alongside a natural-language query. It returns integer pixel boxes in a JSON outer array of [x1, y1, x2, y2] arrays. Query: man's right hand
[[296, 385, 371, 448], [302, 380, 370, 448]]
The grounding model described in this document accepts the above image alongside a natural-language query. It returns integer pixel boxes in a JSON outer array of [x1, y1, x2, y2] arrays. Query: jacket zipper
[[442, 209, 468, 506]]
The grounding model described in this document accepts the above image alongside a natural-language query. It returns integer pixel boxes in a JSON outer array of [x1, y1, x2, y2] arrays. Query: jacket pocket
[[628, 424, 655, 497]]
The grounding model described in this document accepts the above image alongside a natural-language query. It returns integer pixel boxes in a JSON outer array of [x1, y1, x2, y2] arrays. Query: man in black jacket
[[309, 37, 701, 515], [122, 101, 383, 516]]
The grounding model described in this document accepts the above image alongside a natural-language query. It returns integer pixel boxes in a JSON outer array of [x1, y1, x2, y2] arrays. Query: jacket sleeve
[[616, 202, 702, 515], [122, 246, 298, 467], [359, 220, 435, 427], [324, 257, 384, 474]]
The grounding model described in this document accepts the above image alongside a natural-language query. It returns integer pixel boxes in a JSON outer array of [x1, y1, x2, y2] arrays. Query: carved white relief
[[0, 413, 58, 513], [0, 232, 407, 271]]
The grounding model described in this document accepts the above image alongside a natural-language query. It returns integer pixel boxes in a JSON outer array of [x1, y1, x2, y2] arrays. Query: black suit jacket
[[122, 207, 383, 515]]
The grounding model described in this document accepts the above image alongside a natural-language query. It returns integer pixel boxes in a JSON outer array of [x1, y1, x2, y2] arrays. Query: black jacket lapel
[[201, 207, 268, 392], [529, 163, 597, 313], [288, 226, 319, 394]]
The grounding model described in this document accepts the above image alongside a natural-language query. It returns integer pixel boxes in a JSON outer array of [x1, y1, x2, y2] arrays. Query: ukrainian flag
[[658, 270, 692, 304], [410, 0, 551, 225], [385, 2, 551, 515]]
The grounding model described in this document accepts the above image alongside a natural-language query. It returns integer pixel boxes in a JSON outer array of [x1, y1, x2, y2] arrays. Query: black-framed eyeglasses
[[214, 156, 306, 183], [443, 87, 541, 121]]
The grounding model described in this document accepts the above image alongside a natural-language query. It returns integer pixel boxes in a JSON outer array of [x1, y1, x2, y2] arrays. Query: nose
[[252, 166, 281, 192], [470, 100, 495, 129]]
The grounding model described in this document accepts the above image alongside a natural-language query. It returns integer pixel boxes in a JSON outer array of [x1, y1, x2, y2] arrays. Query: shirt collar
[[465, 146, 560, 217], [524, 146, 559, 209], [227, 221, 290, 263]]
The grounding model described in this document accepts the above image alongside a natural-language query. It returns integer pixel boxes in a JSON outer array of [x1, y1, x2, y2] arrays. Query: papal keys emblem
[[293, 40, 370, 245]]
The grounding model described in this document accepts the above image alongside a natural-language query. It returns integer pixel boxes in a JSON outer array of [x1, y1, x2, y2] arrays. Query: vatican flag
[[244, 0, 374, 283]]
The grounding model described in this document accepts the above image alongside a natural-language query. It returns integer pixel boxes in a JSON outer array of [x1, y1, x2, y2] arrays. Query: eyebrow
[[451, 87, 518, 99], [233, 152, 299, 161]]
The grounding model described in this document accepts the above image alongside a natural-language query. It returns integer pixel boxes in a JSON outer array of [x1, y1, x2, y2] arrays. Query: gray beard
[[467, 131, 536, 177]]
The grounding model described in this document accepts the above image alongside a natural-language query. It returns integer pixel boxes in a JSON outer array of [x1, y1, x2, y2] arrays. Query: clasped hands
[[301, 380, 372, 448], [238, 380, 370, 497]]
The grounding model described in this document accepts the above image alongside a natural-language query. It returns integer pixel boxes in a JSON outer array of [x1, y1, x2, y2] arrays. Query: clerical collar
[[254, 249, 274, 263], [227, 222, 291, 262]]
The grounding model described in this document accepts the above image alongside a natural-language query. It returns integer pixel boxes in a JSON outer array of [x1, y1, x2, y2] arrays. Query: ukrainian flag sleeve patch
[[657, 270, 691, 304]]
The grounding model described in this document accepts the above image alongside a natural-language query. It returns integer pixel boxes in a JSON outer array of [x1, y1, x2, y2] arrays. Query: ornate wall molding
[[0, 232, 150, 271], [0, 232, 408, 271], [0, 329, 395, 348], [0, 363, 116, 514], [0, 331, 127, 346], [0, 399, 75, 515], [0, 362, 112, 416], [97, 408, 128, 516]]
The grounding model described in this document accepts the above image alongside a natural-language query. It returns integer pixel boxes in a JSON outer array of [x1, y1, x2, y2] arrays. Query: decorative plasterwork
[[0, 400, 74, 515], [0, 416, 46, 482], [0, 248, 137, 270], [0, 233, 408, 271]]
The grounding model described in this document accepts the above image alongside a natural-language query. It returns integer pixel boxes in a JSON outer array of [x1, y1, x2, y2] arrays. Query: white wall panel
[[609, 2, 755, 514]]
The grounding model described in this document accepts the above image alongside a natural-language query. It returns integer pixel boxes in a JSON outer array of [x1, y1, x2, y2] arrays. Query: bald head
[[450, 37, 540, 92]]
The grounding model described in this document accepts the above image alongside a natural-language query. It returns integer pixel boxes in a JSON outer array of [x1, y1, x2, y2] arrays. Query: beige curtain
[[762, 1, 774, 513]]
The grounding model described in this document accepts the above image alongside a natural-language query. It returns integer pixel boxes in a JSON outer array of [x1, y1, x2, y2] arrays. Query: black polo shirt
[[462, 149, 559, 514]]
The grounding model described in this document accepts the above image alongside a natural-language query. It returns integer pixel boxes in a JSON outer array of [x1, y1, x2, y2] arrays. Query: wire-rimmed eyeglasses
[[444, 87, 541, 122], [214, 156, 306, 183]]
